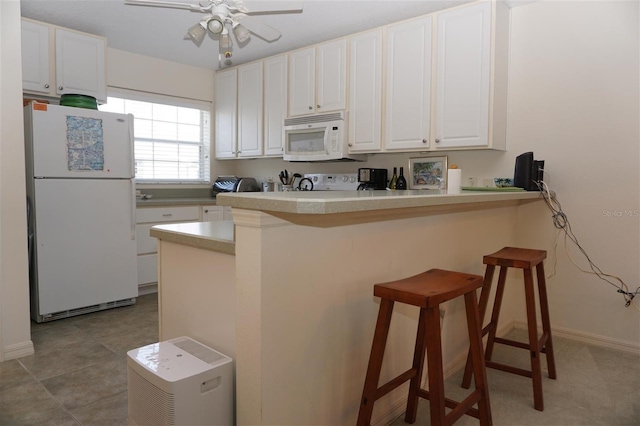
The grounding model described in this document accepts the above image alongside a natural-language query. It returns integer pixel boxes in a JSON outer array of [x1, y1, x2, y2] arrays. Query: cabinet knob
[[58, 86, 63, 90], [435, 139, 440, 143], [317, 105, 321, 109], [422, 139, 427, 144], [308, 106, 313, 110], [348, 143, 353, 147], [44, 84, 49, 89]]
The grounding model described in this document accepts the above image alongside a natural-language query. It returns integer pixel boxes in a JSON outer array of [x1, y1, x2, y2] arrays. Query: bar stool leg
[[464, 291, 492, 426], [523, 268, 544, 411], [461, 265, 496, 389], [405, 308, 428, 424], [485, 267, 508, 361], [357, 299, 395, 426], [424, 306, 446, 426], [536, 262, 557, 380]]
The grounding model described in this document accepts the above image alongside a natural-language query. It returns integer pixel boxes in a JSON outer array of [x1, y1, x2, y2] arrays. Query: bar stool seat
[[357, 269, 492, 426], [461, 247, 557, 411]]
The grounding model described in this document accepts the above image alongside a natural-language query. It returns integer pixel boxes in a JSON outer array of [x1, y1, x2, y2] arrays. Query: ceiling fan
[[125, 0, 303, 64]]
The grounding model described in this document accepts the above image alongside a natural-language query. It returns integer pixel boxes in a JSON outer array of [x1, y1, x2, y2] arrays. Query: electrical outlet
[[468, 177, 477, 187], [482, 178, 493, 188]]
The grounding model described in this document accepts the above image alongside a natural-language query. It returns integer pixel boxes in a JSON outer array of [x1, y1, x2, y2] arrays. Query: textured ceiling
[[20, 0, 474, 70]]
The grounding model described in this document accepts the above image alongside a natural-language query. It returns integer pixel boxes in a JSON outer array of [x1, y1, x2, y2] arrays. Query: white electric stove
[[301, 173, 359, 191]]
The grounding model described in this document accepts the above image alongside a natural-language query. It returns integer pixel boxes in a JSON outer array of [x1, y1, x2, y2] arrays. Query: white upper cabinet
[[215, 68, 238, 159], [263, 55, 287, 156], [288, 47, 315, 116], [21, 20, 51, 94], [288, 39, 346, 117], [316, 39, 347, 113], [348, 29, 383, 153], [55, 29, 106, 102], [434, 1, 509, 150], [237, 62, 263, 157], [385, 17, 433, 151], [21, 19, 107, 103]]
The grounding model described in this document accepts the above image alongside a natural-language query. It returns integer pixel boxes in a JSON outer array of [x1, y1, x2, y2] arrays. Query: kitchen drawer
[[136, 224, 156, 255], [137, 253, 157, 285], [136, 206, 200, 224]]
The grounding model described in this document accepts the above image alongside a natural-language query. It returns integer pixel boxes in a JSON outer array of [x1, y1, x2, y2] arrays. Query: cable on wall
[[535, 179, 640, 312]]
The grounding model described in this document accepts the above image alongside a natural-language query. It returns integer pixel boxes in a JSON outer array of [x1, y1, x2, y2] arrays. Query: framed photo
[[408, 156, 448, 189]]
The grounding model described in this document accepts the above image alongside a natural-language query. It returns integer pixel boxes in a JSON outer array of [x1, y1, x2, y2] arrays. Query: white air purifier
[[127, 336, 233, 426]]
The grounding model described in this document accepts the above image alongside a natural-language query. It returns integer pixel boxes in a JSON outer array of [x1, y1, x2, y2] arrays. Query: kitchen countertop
[[150, 220, 234, 254], [215, 189, 542, 215]]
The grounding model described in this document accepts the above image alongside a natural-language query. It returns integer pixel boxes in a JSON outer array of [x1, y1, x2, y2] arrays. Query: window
[[99, 90, 211, 183]]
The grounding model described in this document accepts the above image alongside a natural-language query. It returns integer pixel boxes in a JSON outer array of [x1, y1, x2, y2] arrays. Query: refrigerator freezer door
[[29, 103, 133, 179], [32, 178, 137, 316]]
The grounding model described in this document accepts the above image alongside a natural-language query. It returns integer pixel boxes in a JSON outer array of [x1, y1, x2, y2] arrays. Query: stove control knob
[[342, 175, 349, 182], [350, 176, 356, 183]]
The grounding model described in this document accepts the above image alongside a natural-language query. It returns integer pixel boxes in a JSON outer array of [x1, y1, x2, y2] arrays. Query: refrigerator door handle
[[130, 178, 136, 240]]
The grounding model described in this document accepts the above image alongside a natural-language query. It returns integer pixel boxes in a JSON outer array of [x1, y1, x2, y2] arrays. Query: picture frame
[[408, 156, 448, 190]]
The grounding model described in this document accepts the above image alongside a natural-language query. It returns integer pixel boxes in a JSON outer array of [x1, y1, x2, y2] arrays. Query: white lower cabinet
[[136, 206, 200, 287], [136, 204, 231, 288], [201, 205, 232, 221]]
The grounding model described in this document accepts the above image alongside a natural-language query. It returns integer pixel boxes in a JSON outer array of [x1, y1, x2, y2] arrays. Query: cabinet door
[[222, 206, 233, 221], [264, 55, 287, 156], [385, 17, 432, 151], [215, 68, 238, 158], [201, 206, 224, 222], [21, 20, 52, 94], [349, 29, 382, 152], [55, 29, 106, 102], [137, 253, 158, 286], [316, 39, 347, 113], [288, 47, 315, 116], [434, 2, 491, 148], [237, 62, 263, 157]]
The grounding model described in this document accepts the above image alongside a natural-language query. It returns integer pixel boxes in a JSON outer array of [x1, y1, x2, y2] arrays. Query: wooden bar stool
[[357, 269, 492, 426], [460, 247, 557, 411]]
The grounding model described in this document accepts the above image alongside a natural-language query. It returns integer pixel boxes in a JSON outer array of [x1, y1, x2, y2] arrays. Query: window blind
[[99, 89, 211, 183]]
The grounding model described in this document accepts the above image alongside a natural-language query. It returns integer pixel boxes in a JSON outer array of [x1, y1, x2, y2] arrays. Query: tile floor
[[1, 296, 638, 425], [0, 293, 158, 425], [390, 328, 640, 426]]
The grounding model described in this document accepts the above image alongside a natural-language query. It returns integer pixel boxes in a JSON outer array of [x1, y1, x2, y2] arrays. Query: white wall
[[106, 48, 236, 183], [231, 1, 640, 348], [0, 0, 34, 361]]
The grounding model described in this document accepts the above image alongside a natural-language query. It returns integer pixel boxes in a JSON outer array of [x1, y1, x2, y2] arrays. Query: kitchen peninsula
[[151, 190, 547, 425]]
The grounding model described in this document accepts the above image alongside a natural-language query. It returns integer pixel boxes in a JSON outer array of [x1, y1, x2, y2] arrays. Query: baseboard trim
[[3, 340, 34, 360], [513, 320, 640, 354], [138, 283, 158, 296]]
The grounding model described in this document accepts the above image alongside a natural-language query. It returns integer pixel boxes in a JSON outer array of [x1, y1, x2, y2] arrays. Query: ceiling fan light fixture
[[206, 16, 224, 34], [232, 23, 251, 43], [220, 32, 233, 50], [186, 21, 207, 45]]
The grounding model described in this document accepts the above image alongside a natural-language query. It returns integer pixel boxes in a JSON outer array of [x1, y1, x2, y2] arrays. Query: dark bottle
[[396, 167, 407, 190], [389, 167, 398, 189]]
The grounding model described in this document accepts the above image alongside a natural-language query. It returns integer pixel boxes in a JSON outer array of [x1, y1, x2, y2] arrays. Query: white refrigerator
[[24, 102, 138, 323]]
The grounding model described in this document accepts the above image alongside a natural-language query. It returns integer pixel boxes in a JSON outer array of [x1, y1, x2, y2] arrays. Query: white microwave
[[283, 112, 365, 162]]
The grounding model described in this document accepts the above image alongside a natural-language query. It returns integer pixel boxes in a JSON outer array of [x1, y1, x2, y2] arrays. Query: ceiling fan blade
[[124, 0, 204, 12], [240, 15, 281, 41], [241, 1, 303, 15]]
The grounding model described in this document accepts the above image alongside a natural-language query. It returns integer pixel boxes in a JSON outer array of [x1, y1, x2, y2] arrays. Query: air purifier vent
[[128, 364, 175, 425], [171, 336, 226, 365], [127, 337, 233, 425]]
